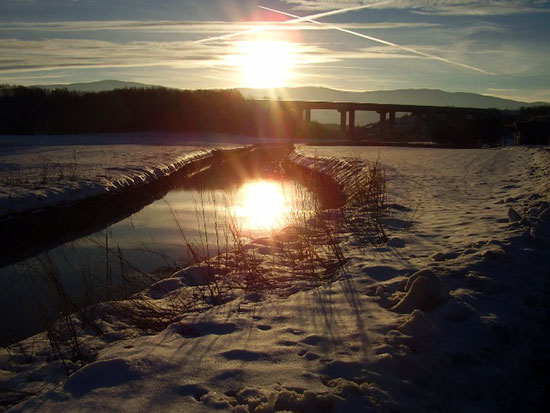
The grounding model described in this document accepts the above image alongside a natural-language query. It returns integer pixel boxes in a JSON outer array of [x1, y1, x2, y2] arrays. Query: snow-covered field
[[0, 144, 214, 218], [2, 144, 549, 412]]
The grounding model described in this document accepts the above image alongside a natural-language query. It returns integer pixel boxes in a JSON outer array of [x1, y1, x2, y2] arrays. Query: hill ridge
[[28, 80, 548, 110]]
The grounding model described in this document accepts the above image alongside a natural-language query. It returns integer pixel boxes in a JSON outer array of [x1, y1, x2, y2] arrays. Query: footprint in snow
[[430, 251, 458, 262], [174, 384, 209, 401], [387, 237, 406, 248], [320, 360, 365, 380], [220, 349, 272, 361], [172, 322, 237, 337], [300, 335, 331, 346], [277, 340, 298, 347], [303, 352, 320, 361]]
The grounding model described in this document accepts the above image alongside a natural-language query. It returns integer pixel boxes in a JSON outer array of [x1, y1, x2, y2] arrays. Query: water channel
[[0, 151, 319, 345]]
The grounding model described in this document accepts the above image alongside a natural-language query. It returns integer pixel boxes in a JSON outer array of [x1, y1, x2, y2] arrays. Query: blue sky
[[1, 0, 549, 102]]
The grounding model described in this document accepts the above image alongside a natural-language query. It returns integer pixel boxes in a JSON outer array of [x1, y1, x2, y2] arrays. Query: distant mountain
[[238, 87, 547, 110], [33, 79, 157, 92], [31, 81, 546, 110]]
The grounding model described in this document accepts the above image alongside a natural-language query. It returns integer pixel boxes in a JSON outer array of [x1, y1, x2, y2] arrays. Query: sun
[[236, 40, 295, 88]]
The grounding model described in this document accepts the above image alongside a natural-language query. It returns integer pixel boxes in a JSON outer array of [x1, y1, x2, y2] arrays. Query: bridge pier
[[339, 110, 347, 135], [377, 110, 396, 139], [388, 111, 396, 138], [378, 111, 387, 137], [349, 110, 355, 137], [303, 108, 311, 122], [336, 109, 356, 138]]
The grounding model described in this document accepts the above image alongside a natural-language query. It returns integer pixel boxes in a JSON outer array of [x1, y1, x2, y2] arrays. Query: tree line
[[2, 85, 547, 145], [0, 86, 315, 137]]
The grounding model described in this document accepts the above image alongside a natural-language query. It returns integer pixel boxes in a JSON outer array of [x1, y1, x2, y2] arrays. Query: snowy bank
[[0, 145, 215, 219], [0, 132, 292, 219]]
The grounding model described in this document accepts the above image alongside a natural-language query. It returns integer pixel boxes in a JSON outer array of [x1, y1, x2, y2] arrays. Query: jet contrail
[[192, 1, 392, 44], [259, 5, 492, 75]]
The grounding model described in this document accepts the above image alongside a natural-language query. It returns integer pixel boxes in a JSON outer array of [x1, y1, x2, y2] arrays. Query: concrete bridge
[[254, 99, 497, 138]]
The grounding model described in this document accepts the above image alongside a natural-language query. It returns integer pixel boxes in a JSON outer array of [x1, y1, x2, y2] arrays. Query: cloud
[[0, 22, 538, 79], [0, 32, 435, 83], [0, 36, 350, 75], [0, 20, 439, 34], [282, 0, 550, 15], [0, 38, 230, 73]]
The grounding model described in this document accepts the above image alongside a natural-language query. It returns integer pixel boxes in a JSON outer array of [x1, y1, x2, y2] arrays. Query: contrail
[[259, 5, 492, 75], [191, 1, 392, 44]]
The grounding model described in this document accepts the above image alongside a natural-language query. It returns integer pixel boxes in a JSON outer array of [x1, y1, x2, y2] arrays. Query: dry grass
[[1, 152, 80, 187], [3, 155, 388, 379], [342, 158, 388, 245]]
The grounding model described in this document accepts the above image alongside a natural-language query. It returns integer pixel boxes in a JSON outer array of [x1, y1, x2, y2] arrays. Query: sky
[[0, 0, 549, 102]]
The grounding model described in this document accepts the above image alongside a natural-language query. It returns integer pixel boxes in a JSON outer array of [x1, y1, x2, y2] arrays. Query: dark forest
[[1, 85, 548, 145]]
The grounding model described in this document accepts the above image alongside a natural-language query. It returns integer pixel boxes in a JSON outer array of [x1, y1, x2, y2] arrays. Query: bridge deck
[[256, 99, 496, 114], [252, 99, 498, 139]]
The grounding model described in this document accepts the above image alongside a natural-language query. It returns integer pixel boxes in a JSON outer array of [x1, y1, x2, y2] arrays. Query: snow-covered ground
[[0, 132, 287, 218], [2, 145, 549, 412], [0, 144, 214, 218]]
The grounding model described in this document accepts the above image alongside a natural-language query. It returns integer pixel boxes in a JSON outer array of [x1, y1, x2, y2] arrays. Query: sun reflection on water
[[232, 180, 293, 232]]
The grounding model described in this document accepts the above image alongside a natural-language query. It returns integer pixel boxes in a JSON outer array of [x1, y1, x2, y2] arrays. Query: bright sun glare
[[236, 40, 295, 88], [233, 180, 288, 231]]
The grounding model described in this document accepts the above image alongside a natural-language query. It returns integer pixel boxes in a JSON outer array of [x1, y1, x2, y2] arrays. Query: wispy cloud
[[0, 21, 540, 79], [0, 20, 439, 34], [0, 38, 229, 73], [0, 20, 253, 33], [283, 0, 550, 15], [0, 37, 344, 75]]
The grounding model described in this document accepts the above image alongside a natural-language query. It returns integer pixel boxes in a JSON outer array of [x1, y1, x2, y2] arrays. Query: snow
[[0, 144, 214, 217], [2, 144, 550, 412], [0, 132, 286, 218]]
